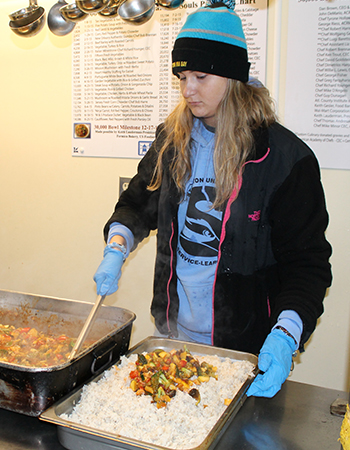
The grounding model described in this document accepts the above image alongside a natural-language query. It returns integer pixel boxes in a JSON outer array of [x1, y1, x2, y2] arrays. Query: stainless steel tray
[[40, 336, 258, 450], [0, 289, 135, 416]]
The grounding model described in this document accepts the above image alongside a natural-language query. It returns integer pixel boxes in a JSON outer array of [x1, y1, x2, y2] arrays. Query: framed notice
[[284, 0, 350, 170], [72, 0, 268, 158]]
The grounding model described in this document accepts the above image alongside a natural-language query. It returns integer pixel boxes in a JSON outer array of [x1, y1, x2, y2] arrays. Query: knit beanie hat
[[172, 0, 250, 82]]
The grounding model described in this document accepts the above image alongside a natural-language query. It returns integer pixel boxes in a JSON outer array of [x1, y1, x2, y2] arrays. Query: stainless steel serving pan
[[0, 289, 135, 416], [40, 336, 258, 450]]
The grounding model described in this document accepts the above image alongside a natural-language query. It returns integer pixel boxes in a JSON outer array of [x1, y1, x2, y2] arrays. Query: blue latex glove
[[93, 245, 124, 296], [246, 328, 296, 398]]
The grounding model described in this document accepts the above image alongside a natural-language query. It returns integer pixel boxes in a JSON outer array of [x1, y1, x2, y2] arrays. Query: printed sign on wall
[[284, 0, 350, 170], [72, 0, 268, 158]]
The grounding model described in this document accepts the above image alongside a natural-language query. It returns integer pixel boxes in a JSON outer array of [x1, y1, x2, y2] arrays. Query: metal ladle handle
[[69, 295, 106, 361]]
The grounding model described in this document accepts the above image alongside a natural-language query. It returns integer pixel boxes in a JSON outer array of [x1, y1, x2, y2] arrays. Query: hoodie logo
[[248, 210, 261, 222], [180, 185, 222, 258]]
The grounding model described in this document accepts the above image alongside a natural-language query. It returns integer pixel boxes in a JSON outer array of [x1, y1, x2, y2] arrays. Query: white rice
[[61, 353, 255, 449]]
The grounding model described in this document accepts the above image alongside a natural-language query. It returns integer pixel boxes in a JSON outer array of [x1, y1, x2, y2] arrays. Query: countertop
[[0, 380, 345, 450]]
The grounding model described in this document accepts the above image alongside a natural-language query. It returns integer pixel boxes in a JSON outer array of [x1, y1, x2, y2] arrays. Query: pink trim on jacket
[[210, 148, 271, 345], [166, 222, 175, 333]]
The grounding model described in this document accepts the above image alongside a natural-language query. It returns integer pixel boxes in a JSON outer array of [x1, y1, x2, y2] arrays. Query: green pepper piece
[[137, 353, 148, 365], [151, 372, 160, 392], [159, 372, 171, 389]]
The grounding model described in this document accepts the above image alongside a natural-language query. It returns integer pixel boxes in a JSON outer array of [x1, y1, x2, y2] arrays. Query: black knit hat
[[172, 1, 250, 82]]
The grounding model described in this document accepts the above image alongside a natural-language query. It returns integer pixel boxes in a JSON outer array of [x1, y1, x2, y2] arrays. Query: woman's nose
[[181, 78, 196, 98]]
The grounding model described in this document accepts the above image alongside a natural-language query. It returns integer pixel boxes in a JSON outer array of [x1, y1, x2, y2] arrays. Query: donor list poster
[[284, 0, 350, 170], [72, 0, 268, 158]]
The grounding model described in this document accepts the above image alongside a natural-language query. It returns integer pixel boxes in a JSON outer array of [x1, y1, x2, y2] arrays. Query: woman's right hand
[[93, 244, 125, 296]]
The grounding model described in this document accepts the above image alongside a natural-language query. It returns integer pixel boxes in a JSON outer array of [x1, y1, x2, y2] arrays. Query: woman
[[94, 1, 332, 398]]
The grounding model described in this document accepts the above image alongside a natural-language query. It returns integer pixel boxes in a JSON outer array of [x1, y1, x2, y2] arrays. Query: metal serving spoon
[[48, 0, 76, 36], [9, 0, 45, 37]]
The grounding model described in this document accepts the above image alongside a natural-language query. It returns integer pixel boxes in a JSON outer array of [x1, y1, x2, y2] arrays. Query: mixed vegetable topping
[[0, 323, 80, 367], [129, 347, 218, 408]]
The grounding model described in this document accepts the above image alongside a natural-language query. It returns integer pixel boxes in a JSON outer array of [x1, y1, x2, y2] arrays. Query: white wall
[[1, 0, 349, 392]]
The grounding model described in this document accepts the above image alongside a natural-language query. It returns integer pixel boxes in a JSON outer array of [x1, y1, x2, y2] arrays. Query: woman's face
[[178, 71, 228, 127]]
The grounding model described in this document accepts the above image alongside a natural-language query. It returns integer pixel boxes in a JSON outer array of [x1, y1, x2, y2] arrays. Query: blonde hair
[[148, 79, 277, 209]]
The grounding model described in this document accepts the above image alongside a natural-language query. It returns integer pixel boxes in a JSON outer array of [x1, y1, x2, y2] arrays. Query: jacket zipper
[[210, 148, 271, 345]]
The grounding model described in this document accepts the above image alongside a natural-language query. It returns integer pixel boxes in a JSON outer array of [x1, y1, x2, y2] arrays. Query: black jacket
[[104, 122, 332, 354]]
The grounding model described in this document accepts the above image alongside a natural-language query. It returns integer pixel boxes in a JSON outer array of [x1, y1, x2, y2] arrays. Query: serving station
[[0, 380, 345, 450], [0, 289, 345, 449]]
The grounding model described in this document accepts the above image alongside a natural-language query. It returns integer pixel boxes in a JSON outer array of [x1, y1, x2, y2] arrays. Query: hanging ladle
[[155, 0, 184, 9], [48, 0, 76, 36], [118, 0, 155, 25], [60, 2, 88, 22], [98, 0, 124, 17], [9, 0, 45, 37], [76, 0, 110, 14]]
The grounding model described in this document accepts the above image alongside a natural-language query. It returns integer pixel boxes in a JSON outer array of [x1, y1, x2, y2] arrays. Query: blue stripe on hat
[[176, 7, 247, 50]]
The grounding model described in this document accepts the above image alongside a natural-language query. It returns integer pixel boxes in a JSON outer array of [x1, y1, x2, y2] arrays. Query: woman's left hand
[[246, 328, 296, 398]]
